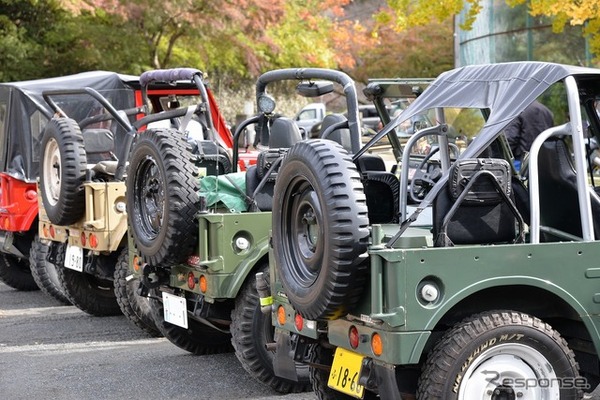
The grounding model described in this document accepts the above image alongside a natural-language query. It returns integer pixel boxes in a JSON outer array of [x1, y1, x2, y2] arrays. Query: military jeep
[[268, 62, 600, 399], [0, 72, 144, 302], [129, 68, 373, 392], [36, 68, 233, 337]]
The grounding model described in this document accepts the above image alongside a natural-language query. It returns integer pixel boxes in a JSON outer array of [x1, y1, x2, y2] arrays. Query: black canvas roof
[[0, 71, 138, 181]]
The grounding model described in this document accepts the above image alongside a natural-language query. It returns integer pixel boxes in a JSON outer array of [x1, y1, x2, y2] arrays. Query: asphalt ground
[[0, 282, 315, 400]]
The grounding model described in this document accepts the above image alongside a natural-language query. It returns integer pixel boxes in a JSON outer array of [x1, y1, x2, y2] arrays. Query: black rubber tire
[[149, 289, 233, 355], [309, 344, 377, 400], [113, 247, 161, 337], [272, 140, 370, 320], [40, 117, 87, 225], [29, 235, 70, 304], [0, 253, 39, 291], [127, 128, 200, 267], [417, 310, 582, 400], [56, 247, 121, 316], [231, 264, 310, 393]]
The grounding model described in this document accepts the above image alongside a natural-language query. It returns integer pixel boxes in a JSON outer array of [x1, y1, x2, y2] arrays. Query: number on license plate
[[328, 347, 365, 399], [64, 244, 84, 272]]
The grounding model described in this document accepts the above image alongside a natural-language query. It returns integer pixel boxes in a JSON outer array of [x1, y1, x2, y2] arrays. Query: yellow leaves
[[382, 0, 482, 32], [521, 0, 600, 26]]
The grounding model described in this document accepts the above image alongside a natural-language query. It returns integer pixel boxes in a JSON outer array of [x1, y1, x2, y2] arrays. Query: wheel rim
[[282, 177, 324, 288], [43, 138, 61, 206], [458, 343, 560, 400], [133, 155, 165, 241]]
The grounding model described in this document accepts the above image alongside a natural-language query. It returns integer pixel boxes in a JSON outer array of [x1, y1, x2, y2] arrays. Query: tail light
[[294, 313, 304, 331], [349, 326, 359, 349], [371, 333, 383, 356]]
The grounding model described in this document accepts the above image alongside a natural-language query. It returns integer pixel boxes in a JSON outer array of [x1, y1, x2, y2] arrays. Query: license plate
[[64, 244, 83, 272], [162, 292, 188, 329], [328, 347, 365, 398]]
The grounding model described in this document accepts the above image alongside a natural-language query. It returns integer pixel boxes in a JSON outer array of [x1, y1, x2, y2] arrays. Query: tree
[[382, 0, 600, 60], [351, 16, 454, 82], [0, 0, 65, 80], [264, 0, 375, 71], [378, 0, 482, 31], [507, 0, 600, 58]]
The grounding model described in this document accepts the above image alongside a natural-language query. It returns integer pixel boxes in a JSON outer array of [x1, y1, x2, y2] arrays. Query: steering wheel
[[409, 147, 442, 203]]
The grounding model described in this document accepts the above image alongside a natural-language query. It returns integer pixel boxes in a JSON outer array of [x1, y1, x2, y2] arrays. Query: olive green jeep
[[268, 62, 600, 400], [129, 68, 374, 392]]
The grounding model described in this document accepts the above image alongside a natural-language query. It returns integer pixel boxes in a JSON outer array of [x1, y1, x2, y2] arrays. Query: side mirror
[[296, 81, 334, 98]]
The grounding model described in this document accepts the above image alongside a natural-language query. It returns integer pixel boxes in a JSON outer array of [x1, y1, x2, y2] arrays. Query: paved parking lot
[[0, 282, 315, 400]]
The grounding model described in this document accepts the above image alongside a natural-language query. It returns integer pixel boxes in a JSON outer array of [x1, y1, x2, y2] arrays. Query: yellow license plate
[[328, 347, 365, 399]]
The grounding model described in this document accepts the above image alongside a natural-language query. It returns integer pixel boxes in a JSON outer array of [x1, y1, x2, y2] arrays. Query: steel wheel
[[282, 179, 324, 289], [458, 343, 559, 399], [134, 156, 165, 242], [42, 137, 61, 207]]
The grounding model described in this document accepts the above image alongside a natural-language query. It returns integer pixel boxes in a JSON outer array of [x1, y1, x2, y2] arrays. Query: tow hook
[[139, 263, 162, 292]]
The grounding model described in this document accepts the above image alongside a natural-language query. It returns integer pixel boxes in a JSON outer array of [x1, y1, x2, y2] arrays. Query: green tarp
[[199, 172, 248, 213]]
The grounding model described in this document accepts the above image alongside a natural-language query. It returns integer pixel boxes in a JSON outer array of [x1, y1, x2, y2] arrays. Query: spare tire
[[272, 140, 369, 321], [127, 128, 200, 266], [40, 117, 87, 225]]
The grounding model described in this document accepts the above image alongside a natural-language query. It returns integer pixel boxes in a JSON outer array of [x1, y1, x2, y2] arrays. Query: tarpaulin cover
[[199, 172, 248, 213], [363, 61, 600, 223], [0, 71, 138, 181], [380, 62, 600, 160]]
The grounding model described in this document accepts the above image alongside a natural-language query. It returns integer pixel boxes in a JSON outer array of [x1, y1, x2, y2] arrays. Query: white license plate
[[64, 244, 84, 272], [162, 292, 188, 329]]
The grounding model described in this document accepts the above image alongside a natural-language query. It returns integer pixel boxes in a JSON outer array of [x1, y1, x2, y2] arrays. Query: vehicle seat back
[[433, 158, 523, 246], [83, 128, 115, 164], [538, 138, 600, 241], [245, 117, 302, 211], [320, 114, 352, 153], [355, 154, 399, 224], [193, 140, 232, 175]]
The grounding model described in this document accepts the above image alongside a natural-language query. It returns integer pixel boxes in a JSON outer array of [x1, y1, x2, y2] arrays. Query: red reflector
[[89, 234, 98, 248], [294, 314, 304, 331], [49, 225, 56, 238], [187, 272, 196, 290], [349, 326, 359, 349], [80, 232, 86, 246]]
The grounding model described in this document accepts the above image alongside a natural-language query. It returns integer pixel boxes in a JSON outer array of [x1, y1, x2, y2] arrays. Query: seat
[[193, 140, 232, 175], [355, 154, 400, 224], [432, 158, 524, 246], [319, 114, 352, 153], [538, 138, 600, 241], [82, 128, 120, 176], [83, 128, 115, 164], [245, 117, 302, 211]]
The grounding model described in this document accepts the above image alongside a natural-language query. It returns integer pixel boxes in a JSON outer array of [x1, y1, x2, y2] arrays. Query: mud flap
[[273, 328, 300, 381], [359, 358, 403, 400]]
